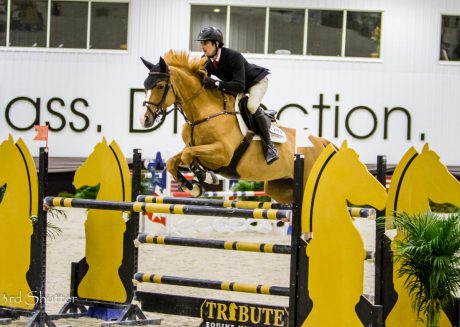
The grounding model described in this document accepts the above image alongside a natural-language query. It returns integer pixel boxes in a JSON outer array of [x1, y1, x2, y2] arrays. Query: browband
[[149, 72, 169, 77]]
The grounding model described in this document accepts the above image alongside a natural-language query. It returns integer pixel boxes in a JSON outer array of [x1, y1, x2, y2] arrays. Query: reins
[[169, 82, 237, 146], [184, 91, 237, 146], [144, 70, 238, 146]]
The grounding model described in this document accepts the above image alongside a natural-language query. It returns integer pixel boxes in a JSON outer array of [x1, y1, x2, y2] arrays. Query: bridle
[[143, 69, 237, 145], [142, 71, 178, 125], [143, 72, 171, 107]]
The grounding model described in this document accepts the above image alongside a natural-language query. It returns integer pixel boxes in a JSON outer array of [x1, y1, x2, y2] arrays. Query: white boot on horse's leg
[[190, 181, 204, 197], [204, 171, 219, 185], [190, 160, 219, 185]]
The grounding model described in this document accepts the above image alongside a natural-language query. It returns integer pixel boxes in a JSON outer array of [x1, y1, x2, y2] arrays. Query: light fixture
[[213, 8, 220, 13]]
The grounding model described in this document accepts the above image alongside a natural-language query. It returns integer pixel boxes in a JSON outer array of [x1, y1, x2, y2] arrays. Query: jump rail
[[133, 273, 290, 296], [135, 233, 291, 254], [44, 197, 291, 220], [137, 195, 376, 218], [135, 233, 375, 258], [171, 191, 268, 198], [137, 195, 291, 209]]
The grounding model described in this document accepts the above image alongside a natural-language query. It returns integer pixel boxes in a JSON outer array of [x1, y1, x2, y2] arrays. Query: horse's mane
[[163, 50, 208, 80]]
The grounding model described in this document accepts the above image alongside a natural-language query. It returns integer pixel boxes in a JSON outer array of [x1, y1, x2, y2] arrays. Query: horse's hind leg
[[264, 179, 294, 204]]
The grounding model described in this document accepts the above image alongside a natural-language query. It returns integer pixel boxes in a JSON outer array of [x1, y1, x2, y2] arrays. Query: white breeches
[[247, 77, 268, 114]]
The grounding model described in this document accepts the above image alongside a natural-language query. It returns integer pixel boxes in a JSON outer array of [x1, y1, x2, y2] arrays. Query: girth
[[213, 131, 255, 179]]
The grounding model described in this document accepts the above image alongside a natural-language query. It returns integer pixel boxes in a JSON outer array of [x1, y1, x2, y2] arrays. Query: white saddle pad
[[234, 95, 287, 144]]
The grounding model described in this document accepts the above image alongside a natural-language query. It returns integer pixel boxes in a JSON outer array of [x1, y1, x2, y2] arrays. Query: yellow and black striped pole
[[133, 273, 289, 296], [137, 233, 291, 254], [44, 197, 291, 220], [347, 207, 376, 218], [137, 195, 375, 218], [137, 195, 292, 210]]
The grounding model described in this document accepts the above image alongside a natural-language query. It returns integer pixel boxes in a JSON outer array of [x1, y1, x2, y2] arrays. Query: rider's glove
[[202, 77, 220, 89]]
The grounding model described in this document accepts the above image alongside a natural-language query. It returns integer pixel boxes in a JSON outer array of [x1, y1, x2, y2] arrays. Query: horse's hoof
[[204, 171, 219, 185], [190, 181, 204, 197]]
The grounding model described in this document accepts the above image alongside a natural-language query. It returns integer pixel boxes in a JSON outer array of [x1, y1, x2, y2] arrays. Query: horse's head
[[74, 138, 110, 194], [413, 144, 460, 207], [333, 141, 387, 211], [0, 135, 38, 216], [140, 57, 175, 128], [303, 141, 388, 233], [0, 135, 15, 193], [74, 138, 131, 202]]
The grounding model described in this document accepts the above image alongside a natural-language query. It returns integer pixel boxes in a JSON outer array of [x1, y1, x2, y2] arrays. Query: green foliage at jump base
[[393, 211, 460, 327]]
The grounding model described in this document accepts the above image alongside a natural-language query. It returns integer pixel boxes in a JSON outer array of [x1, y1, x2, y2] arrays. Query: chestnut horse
[[140, 51, 328, 203]]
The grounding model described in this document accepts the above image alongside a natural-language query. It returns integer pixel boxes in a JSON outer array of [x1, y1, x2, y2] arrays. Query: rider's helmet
[[195, 27, 224, 47]]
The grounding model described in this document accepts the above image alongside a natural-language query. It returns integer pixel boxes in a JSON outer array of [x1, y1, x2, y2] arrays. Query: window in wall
[[345, 11, 381, 58], [190, 5, 226, 52], [10, 0, 48, 47], [440, 15, 460, 61], [307, 10, 343, 56], [0, 0, 6, 45], [268, 8, 304, 55], [50, 1, 88, 48], [189, 5, 382, 59], [1, 0, 129, 50], [230, 6, 265, 53], [90, 2, 128, 49]]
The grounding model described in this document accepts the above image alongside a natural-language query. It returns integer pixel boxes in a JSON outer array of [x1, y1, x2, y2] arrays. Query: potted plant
[[393, 211, 460, 327]]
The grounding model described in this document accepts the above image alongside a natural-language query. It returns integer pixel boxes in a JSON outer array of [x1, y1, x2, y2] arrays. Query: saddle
[[238, 96, 276, 131], [237, 95, 286, 144]]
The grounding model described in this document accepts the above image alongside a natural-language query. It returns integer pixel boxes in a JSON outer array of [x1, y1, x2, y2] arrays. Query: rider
[[195, 26, 279, 165]]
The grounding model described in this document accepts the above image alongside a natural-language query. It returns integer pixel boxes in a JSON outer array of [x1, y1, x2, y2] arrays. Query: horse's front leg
[[182, 143, 230, 190], [182, 143, 228, 185], [181, 143, 229, 167], [166, 150, 204, 197], [189, 160, 219, 185]]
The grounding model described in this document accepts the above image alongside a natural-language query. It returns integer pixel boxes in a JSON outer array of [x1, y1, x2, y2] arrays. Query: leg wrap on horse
[[190, 160, 219, 185], [176, 170, 203, 196], [252, 108, 279, 165], [176, 171, 194, 191], [190, 161, 207, 184]]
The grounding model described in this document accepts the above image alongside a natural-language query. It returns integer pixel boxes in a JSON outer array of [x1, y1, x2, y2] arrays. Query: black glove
[[202, 77, 219, 88]]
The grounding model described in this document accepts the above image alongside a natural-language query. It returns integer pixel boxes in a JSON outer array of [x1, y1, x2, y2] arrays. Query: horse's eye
[[157, 85, 164, 90]]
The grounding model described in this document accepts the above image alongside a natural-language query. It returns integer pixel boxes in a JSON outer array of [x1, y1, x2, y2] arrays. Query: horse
[[73, 138, 132, 303], [140, 51, 330, 204], [301, 141, 387, 326], [385, 144, 460, 327], [0, 135, 36, 310]]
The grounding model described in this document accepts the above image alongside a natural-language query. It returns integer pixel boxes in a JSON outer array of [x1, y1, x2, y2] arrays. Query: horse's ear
[[102, 137, 108, 146], [8, 134, 14, 142], [340, 140, 348, 149], [159, 56, 168, 73], [140, 57, 154, 70], [422, 143, 430, 153]]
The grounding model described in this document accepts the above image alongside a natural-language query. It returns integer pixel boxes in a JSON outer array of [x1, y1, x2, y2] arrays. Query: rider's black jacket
[[204, 47, 269, 94]]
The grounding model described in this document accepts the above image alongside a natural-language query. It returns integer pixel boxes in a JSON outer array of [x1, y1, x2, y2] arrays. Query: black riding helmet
[[195, 26, 224, 47]]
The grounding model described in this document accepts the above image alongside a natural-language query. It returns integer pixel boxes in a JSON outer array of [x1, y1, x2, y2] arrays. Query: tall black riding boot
[[252, 107, 279, 165]]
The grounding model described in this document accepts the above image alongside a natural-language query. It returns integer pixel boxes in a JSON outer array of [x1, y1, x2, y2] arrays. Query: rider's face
[[200, 40, 218, 58]]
